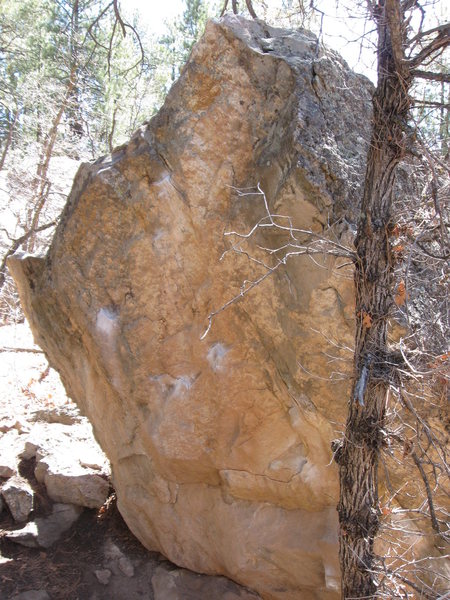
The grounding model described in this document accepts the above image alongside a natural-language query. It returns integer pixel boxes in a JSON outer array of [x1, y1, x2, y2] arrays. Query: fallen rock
[[152, 566, 262, 600], [19, 421, 110, 508], [34, 456, 109, 509], [29, 405, 82, 425], [1, 475, 34, 522], [8, 15, 373, 600], [5, 503, 83, 548]]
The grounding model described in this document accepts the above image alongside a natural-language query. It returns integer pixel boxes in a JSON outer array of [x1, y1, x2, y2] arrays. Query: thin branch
[[201, 184, 355, 338], [407, 22, 450, 48], [408, 23, 450, 68], [245, 0, 258, 19], [412, 98, 450, 109], [113, 0, 126, 37], [83, 0, 114, 47], [201, 263, 277, 340], [410, 450, 441, 535], [0, 220, 57, 289], [412, 69, 450, 84], [220, 0, 229, 17], [0, 347, 44, 354]]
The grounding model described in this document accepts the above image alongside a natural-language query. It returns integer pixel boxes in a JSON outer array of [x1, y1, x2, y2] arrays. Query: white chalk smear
[[207, 343, 229, 372], [149, 374, 194, 398], [96, 307, 118, 339]]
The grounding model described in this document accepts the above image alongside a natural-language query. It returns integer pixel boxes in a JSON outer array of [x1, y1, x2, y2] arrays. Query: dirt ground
[[0, 490, 166, 600]]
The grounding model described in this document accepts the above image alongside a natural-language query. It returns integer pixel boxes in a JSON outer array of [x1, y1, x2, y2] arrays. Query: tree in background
[[159, 0, 210, 86], [220, 0, 258, 18], [0, 0, 175, 319]]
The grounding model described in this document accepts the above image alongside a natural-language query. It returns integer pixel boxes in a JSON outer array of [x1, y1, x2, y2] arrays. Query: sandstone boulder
[[8, 16, 374, 600]]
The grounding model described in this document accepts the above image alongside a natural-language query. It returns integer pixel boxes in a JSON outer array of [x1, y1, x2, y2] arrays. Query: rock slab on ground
[[5, 503, 83, 548], [22, 419, 110, 508], [152, 566, 262, 600], [8, 15, 375, 600]]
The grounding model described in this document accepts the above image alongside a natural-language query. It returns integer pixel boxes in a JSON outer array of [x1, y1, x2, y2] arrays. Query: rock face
[[8, 16, 373, 600]]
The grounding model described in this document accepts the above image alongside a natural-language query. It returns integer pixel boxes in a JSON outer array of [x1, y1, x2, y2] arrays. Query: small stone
[[30, 406, 81, 426], [0, 419, 25, 433], [20, 440, 40, 460], [0, 462, 16, 478], [2, 476, 34, 522], [94, 569, 112, 585], [118, 557, 134, 578], [6, 503, 83, 548]]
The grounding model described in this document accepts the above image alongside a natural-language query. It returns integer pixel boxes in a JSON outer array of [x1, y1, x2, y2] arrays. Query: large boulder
[[8, 16, 373, 600]]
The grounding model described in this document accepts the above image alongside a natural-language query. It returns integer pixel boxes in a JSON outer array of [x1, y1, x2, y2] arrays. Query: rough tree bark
[[337, 0, 449, 597]]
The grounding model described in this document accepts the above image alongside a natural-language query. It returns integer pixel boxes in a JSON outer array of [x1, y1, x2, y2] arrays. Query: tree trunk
[[25, 66, 76, 252], [440, 81, 449, 156], [0, 108, 20, 172], [68, 0, 83, 139], [338, 0, 412, 597]]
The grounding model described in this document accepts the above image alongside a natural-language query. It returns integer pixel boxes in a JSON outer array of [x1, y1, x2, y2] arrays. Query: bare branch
[[412, 69, 450, 84], [201, 184, 354, 339], [0, 220, 57, 289], [408, 23, 450, 68], [113, 0, 126, 37], [410, 449, 441, 535], [0, 347, 44, 354], [412, 98, 450, 109], [220, 0, 229, 17], [245, 0, 258, 19], [407, 22, 450, 48]]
